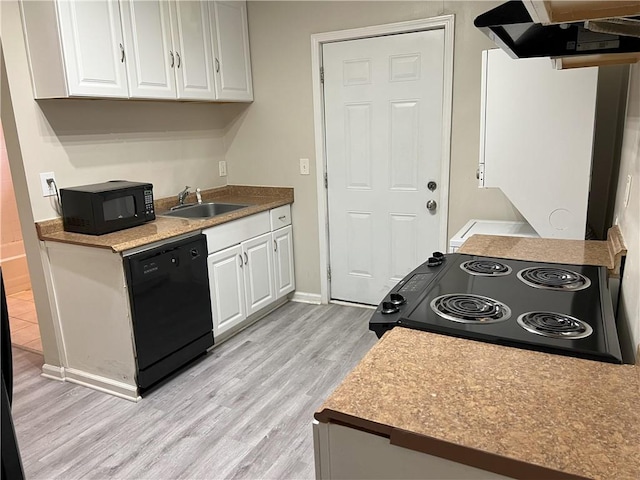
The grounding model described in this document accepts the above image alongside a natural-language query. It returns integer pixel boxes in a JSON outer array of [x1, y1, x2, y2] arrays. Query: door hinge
[[324, 172, 328, 189], [320, 66, 324, 84], [327, 266, 331, 280], [477, 163, 486, 187]]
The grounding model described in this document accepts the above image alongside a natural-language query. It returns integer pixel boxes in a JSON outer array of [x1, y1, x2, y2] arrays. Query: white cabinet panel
[[21, 0, 252, 102], [208, 244, 246, 337], [169, 1, 216, 100], [242, 232, 275, 316], [273, 226, 295, 299], [479, 49, 598, 239], [205, 207, 294, 341], [210, 0, 253, 101], [269, 205, 291, 230], [120, 0, 176, 99], [56, 0, 129, 97]]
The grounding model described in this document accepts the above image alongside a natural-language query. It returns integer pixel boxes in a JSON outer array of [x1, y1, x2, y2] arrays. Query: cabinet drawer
[[204, 211, 270, 253], [270, 205, 291, 230]]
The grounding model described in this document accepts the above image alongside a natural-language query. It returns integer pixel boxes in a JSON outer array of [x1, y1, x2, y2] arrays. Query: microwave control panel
[[144, 189, 155, 215]]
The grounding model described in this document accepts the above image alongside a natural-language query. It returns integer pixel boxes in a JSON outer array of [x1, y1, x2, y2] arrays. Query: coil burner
[[430, 294, 511, 324], [460, 259, 512, 276], [517, 311, 593, 339], [517, 267, 591, 291]]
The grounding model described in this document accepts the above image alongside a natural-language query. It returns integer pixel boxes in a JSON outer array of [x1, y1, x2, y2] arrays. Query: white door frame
[[311, 15, 455, 304]]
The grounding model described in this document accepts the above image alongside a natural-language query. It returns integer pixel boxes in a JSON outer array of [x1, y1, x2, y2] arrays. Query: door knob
[[426, 200, 437, 211]]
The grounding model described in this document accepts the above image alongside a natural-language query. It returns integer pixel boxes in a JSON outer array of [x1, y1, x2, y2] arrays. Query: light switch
[[300, 158, 310, 175], [219, 161, 227, 177]]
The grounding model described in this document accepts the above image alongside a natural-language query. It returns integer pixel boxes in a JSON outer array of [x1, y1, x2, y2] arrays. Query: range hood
[[474, 0, 640, 64]]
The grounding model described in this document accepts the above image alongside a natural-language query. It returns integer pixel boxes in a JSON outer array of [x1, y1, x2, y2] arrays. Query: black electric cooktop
[[369, 253, 622, 363]]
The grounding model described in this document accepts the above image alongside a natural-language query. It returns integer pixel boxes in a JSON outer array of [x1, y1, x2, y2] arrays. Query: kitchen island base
[[313, 421, 511, 479]]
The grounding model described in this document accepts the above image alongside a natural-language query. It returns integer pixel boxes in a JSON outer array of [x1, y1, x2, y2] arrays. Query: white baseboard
[[330, 299, 376, 310], [63, 368, 140, 402], [291, 291, 322, 304], [41, 363, 65, 381]]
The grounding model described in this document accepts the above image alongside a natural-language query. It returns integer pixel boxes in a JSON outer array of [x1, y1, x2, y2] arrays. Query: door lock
[[427, 181, 437, 191], [426, 200, 437, 211]]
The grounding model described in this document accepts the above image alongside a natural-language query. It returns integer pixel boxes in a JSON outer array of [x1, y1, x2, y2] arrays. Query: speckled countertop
[[316, 327, 640, 480], [36, 185, 293, 253], [459, 226, 627, 277]]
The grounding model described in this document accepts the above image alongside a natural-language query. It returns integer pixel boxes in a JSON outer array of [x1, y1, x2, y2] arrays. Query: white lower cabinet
[[205, 206, 294, 339], [243, 232, 276, 316], [273, 225, 295, 299], [208, 244, 246, 337], [313, 422, 512, 479]]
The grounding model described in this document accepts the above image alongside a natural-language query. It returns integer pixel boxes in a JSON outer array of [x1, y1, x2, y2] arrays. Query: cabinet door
[[242, 232, 275, 316], [273, 226, 295, 299], [56, 0, 129, 97], [210, 1, 253, 101], [168, 1, 216, 100], [120, 0, 176, 99], [208, 245, 246, 338]]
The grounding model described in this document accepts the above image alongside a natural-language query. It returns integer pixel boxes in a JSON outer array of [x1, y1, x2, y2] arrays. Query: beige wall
[[227, 1, 522, 295], [613, 63, 640, 362]]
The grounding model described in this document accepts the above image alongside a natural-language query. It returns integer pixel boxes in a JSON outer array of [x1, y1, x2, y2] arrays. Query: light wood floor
[[7, 289, 42, 353], [10, 302, 378, 479]]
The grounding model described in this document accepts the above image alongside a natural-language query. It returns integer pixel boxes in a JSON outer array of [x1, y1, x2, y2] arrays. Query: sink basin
[[162, 202, 250, 219]]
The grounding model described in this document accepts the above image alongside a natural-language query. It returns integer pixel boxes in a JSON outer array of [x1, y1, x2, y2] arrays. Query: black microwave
[[60, 181, 155, 235]]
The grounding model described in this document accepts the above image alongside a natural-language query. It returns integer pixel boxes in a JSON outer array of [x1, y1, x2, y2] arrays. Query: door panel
[[210, 0, 253, 101], [273, 226, 295, 299], [324, 30, 445, 305], [169, 1, 215, 100], [120, 0, 176, 99], [56, 0, 129, 97], [389, 213, 419, 282], [242, 233, 275, 315], [208, 245, 246, 337]]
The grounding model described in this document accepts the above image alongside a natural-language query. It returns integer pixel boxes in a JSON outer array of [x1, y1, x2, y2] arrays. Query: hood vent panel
[[475, 1, 640, 60]]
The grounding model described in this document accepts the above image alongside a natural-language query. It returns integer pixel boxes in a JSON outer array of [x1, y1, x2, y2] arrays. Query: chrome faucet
[[177, 186, 190, 205]]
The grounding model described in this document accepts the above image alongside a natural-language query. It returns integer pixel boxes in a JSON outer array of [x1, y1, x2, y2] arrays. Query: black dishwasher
[[124, 234, 213, 389]]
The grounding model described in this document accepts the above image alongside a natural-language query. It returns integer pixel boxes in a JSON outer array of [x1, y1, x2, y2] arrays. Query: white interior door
[[324, 30, 445, 305]]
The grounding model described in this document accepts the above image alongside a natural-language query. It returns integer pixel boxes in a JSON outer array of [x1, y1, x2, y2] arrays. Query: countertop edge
[[314, 410, 591, 480], [36, 186, 294, 253], [458, 226, 626, 277]]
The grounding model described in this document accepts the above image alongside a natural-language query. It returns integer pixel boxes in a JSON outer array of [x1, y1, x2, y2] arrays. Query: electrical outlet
[[300, 158, 310, 175], [39, 172, 56, 197], [219, 161, 227, 177]]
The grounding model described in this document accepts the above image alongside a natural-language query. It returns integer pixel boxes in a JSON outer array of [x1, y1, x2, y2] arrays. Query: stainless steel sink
[[162, 202, 250, 219]]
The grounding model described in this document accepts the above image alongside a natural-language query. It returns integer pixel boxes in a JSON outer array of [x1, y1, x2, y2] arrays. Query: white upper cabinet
[[21, 0, 253, 102], [20, 0, 129, 98], [120, 0, 176, 99], [209, 1, 254, 101], [169, 1, 216, 100], [121, 0, 215, 100]]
